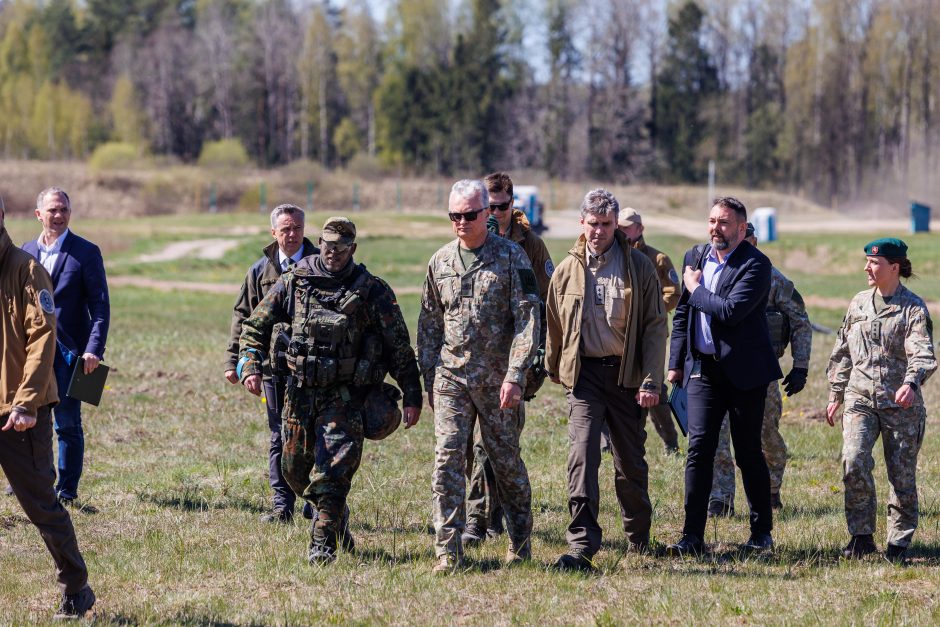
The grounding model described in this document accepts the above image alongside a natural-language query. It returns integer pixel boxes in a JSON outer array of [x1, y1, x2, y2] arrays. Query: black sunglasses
[[448, 208, 485, 222], [489, 201, 512, 212]]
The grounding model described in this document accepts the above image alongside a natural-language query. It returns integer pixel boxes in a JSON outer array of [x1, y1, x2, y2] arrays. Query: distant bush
[[88, 142, 145, 171], [345, 153, 391, 179], [198, 139, 250, 168]]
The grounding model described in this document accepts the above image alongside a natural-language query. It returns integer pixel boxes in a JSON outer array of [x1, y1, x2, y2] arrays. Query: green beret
[[864, 237, 907, 258]]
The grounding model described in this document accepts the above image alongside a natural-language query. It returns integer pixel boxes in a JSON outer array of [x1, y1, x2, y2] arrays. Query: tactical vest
[[766, 307, 790, 359], [282, 266, 386, 389]]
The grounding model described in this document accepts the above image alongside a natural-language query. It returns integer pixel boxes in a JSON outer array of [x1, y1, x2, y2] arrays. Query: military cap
[[864, 237, 907, 258], [745, 222, 756, 238], [618, 207, 642, 227], [322, 216, 356, 244]]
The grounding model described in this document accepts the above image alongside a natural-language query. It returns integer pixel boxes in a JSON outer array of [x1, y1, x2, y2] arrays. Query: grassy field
[[2, 210, 940, 623]]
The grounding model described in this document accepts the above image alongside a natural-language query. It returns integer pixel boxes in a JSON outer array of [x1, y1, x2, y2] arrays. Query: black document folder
[[668, 384, 688, 437], [66, 358, 110, 406]]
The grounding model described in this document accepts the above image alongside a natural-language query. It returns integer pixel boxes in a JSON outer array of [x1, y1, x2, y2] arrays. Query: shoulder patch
[[668, 268, 679, 285], [544, 259, 555, 278], [39, 288, 55, 314], [517, 268, 538, 296]]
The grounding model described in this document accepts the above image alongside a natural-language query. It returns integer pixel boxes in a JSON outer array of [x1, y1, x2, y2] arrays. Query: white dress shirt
[[37, 228, 70, 275]]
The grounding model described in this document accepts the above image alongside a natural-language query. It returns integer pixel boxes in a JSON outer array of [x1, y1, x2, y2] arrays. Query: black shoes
[[260, 508, 293, 524], [53, 585, 95, 620], [770, 492, 783, 510], [741, 532, 774, 553], [885, 543, 908, 563], [664, 444, 681, 457], [553, 551, 596, 572], [666, 535, 705, 557], [842, 534, 877, 559], [461, 524, 486, 548], [707, 499, 734, 518]]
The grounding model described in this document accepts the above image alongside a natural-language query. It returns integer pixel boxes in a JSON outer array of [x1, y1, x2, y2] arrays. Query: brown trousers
[[565, 359, 651, 555], [0, 407, 88, 594]]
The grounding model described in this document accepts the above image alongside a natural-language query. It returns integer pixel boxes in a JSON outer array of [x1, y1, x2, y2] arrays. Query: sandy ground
[[137, 238, 242, 262]]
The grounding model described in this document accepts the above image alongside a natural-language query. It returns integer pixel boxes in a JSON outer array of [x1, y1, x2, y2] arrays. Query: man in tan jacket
[[0, 207, 95, 619], [545, 189, 667, 571]]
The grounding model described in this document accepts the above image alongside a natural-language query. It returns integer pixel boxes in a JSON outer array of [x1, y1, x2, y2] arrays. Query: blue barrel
[[911, 202, 930, 233]]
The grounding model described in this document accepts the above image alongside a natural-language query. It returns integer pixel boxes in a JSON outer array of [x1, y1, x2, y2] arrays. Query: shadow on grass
[[135, 490, 266, 514], [353, 520, 435, 535], [352, 546, 436, 566]]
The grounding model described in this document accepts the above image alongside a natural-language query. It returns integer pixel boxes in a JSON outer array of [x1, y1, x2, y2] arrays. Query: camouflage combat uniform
[[418, 233, 539, 558], [828, 284, 936, 547], [239, 256, 421, 554], [710, 266, 812, 506]]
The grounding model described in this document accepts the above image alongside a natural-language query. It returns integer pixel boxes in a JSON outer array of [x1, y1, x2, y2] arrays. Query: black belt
[[691, 348, 719, 362], [581, 355, 621, 367]]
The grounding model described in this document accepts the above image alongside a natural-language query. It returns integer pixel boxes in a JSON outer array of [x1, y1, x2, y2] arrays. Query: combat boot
[[707, 499, 734, 518], [885, 543, 909, 564], [842, 534, 877, 559], [504, 538, 532, 565], [432, 553, 464, 575], [461, 524, 486, 548], [53, 585, 95, 620]]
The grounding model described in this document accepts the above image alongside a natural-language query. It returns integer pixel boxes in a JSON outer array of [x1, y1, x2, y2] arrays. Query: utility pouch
[[353, 335, 382, 386], [338, 291, 362, 316], [766, 309, 790, 358], [308, 311, 348, 350], [316, 356, 338, 386]]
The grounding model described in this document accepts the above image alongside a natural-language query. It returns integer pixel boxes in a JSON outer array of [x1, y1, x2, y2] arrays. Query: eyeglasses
[[489, 201, 512, 212], [448, 208, 485, 222], [320, 239, 351, 253]]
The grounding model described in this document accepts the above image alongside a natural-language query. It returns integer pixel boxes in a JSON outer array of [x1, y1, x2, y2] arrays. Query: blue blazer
[[668, 240, 782, 391], [23, 232, 110, 359]]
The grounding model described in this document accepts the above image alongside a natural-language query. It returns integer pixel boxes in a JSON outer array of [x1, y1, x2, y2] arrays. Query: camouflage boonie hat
[[363, 382, 403, 441], [322, 216, 357, 244], [864, 237, 907, 258]]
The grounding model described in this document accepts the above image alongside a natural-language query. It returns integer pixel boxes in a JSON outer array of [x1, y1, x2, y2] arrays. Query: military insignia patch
[[517, 268, 538, 296], [871, 246, 879, 254], [545, 259, 555, 277], [668, 268, 679, 284], [38, 288, 54, 314]]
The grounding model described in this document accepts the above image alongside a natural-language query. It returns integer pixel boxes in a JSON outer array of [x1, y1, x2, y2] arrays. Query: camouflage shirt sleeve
[[505, 247, 540, 386], [827, 305, 854, 404], [225, 267, 257, 372], [368, 278, 423, 408], [238, 276, 289, 381], [903, 305, 937, 389], [777, 280, 812, 369], [416, 259, 444, 392]]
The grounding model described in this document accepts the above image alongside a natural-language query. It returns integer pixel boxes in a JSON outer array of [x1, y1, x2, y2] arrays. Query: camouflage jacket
[[505, 210, 554, 301], [238, 257, 423, 408], [417, 233, 540, 391], [634, 236, 679, 313], [827, 284, 936, 408], [768, 266, 812, 367]]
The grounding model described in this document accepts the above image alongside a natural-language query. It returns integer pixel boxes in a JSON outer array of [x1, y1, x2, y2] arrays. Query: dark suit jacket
[[23, 231, 110, 359], [669, 240, 782, 390]]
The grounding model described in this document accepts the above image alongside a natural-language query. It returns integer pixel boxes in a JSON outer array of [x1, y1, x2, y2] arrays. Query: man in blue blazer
[[666, 197, 782, 555], [23, 188, 110, 505]]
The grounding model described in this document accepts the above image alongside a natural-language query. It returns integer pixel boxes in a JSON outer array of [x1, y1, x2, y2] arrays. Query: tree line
[[0, 0, 937, 208]]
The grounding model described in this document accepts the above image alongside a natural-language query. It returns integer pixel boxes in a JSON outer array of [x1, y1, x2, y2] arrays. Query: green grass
[[2, 213, 940, 622]]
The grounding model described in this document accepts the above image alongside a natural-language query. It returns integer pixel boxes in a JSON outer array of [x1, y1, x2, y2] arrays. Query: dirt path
[[137, 238, 242, 263], [108, 275, 425, 296]]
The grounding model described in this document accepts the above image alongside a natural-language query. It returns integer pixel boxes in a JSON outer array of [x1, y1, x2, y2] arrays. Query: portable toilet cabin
[[911, 201, 930, 233], [513, 185, 544, 231], [751, 207, 778, 242]]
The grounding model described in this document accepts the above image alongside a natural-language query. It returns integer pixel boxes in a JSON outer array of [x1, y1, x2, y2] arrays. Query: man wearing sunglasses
[[418, 179, 540, 574], [238, 217, 422, 565], [462, 172, 554, 548]]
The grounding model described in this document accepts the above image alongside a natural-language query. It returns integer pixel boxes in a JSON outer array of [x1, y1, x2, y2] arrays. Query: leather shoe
[[842, 534, 877, 559], [770, 492, 783, 510], [741, 532, 774, 553], [53, 585, 95, 620], [707, 499, 734, 518], [666, 535, 705, 557], [553, 551, 596, 572]]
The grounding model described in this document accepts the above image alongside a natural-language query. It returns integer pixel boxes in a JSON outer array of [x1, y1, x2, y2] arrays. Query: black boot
[[842, 534, 877, 559]]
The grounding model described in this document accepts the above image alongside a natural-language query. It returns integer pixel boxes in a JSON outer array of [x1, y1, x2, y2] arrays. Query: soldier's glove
[[782, 367, 808, 397], [486, 214, 500, 235]]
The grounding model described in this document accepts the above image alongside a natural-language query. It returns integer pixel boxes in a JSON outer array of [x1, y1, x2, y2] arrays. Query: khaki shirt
[[581, 243, 627, 357]]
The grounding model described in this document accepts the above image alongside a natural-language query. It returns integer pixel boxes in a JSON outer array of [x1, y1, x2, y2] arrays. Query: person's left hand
[[403, 406, 421, 428], [636, 390, 659, 408], [500, 382, 523, 409], [82, 353, 100, 374], [895, 384, 915, 409], [683, 266, 702, 293], [2, 410, 37, 432]]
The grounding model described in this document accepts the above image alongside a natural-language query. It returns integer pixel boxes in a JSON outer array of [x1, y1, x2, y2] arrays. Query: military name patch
[[668, 268, 679, 285], [517, 268, 538, 296], [545, 259, 555, 278], [38, 288, 54, 314]]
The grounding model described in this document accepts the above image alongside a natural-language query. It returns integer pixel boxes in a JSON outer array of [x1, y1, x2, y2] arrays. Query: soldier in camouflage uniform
[[418, 179, 539, 574], [239, 217, 422, 564], [462, 172, 554, 547], [827, 238, 935, 562], [709, 224, 811, 516]]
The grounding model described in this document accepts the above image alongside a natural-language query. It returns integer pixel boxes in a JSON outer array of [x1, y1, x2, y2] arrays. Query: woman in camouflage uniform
[[826, 238, 936, 562]]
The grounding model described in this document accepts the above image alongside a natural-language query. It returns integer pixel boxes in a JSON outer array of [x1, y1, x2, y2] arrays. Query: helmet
[[362, 382, 403, 441]]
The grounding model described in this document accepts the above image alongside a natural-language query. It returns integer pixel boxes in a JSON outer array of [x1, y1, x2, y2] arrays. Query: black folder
[[66, 358, 110, 406], [668, 384, 688, 437]]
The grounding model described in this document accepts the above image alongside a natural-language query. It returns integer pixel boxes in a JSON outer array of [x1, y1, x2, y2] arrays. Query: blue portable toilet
[[752, 207, 778, 242], [911, 201, 930, 233]]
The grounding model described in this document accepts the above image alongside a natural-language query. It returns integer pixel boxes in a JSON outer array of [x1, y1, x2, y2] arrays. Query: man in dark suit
[[666, 197, 782, 555], [23, 187, 110, 506]]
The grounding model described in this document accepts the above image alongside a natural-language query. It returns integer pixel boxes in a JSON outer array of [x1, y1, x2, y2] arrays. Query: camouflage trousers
[[710, 381, 787, 506], [432, 373, 532, 557], [841, 398, 926, 547], [465, 402, 527, 533], [281, 384, 364, 548]]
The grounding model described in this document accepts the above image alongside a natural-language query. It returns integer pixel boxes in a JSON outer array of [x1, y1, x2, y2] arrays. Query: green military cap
[[864, 237, 907, 258], [322, 216, 356, 244]]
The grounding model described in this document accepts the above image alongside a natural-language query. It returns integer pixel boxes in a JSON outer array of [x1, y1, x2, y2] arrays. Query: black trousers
[[262, 377, 296, 512], [683, 357, 772, 540], [0, 407, 89, 594]]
